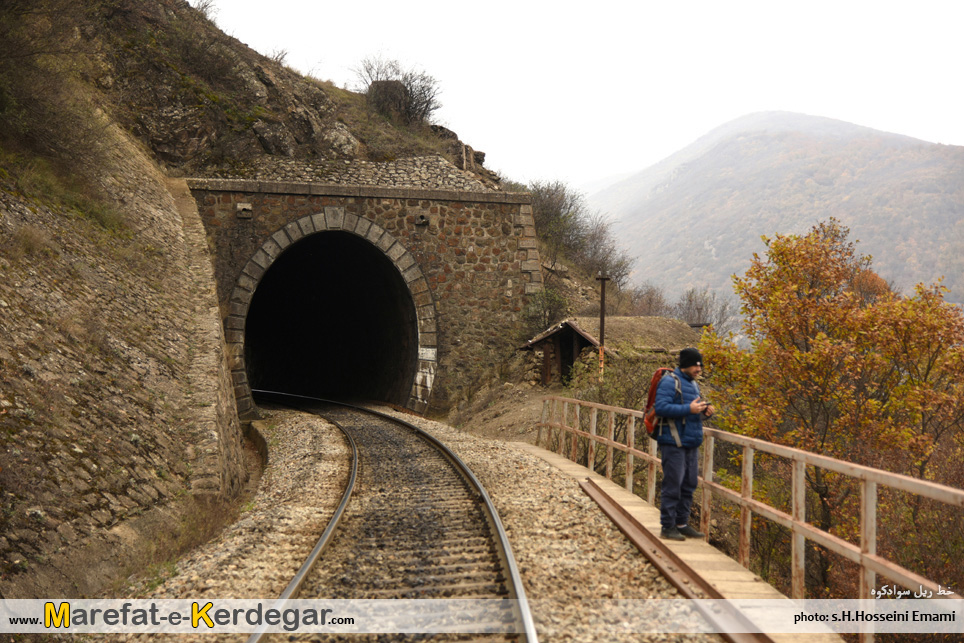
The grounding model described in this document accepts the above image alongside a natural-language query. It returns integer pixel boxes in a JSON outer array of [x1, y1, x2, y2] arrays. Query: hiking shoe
[[678, 524, 705, 538], [660, 527, 685, 541]]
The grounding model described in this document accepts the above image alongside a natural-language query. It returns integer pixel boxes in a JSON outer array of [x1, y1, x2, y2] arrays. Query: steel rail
[[249, 390, 539, 642], [245, 391, 358, 643], [579, 477, 780, 643]]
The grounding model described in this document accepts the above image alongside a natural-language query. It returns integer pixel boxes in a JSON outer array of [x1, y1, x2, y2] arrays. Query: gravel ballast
[[105, 407, 722, 643]]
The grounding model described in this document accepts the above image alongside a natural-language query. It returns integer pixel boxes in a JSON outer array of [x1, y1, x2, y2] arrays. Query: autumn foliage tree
[[701, 219, 964, 598]]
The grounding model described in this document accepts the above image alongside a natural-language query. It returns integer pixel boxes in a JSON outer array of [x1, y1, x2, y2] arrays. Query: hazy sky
[[208, 0, 963, 193]]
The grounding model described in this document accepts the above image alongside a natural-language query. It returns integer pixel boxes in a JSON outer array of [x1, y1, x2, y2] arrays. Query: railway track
[[250, 391, 537, 642], [580, 478, 781, 643], [244, 392, 786, 642]]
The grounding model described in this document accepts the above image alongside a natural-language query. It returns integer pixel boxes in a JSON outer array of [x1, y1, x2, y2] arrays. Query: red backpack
[[643, 367, 681, 439]]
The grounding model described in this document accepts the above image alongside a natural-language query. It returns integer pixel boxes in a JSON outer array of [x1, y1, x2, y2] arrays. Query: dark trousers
[[660, 444, 699, 530]]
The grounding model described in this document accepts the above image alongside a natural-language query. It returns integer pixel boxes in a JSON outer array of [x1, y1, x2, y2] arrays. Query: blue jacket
[[652, 367, 705, 448]]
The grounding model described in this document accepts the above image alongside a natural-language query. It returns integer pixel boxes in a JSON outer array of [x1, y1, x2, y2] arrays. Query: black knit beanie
[[679, 348, 702, 369]]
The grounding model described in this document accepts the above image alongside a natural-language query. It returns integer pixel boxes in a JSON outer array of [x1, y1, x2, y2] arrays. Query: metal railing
[[538, 395, 964, 604]]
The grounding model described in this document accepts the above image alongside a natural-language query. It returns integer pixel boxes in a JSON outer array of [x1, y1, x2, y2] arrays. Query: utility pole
[[596, 273, 610, 378]]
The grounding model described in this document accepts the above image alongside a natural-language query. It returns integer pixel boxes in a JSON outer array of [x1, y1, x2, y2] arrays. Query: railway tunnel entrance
[[244, 230, 419, 405]]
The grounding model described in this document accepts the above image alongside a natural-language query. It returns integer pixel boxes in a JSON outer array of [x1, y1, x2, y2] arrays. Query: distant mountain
[[588, 112, 964, 303]]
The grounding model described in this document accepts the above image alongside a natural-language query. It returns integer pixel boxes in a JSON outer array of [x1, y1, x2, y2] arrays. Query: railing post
[[558, 400, 569, 455], [739, 445, 754, 568], [700, 434, 714, 539], [552, 398, 560, 450], [791, 458, 806, 599], [538, 398, 549, 447], [588, 407, 598, 469], [570, 404, 580, 461], [860, 479, 877, 598], [605, 410, 615, 480], [859, 478, 878, 643], [647, 435, 658, 505], [626, 415, 636, 492]]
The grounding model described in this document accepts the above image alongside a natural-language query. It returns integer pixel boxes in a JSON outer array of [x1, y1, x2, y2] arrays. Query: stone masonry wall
[[166, 178, 247, 498], [0, 132, 248, 598], [202, 155, 492, 192], [187, 179, 541, 413]]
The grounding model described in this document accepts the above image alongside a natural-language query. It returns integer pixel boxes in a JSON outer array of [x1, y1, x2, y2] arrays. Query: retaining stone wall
[[0, 153, 248, 598], [167, 178, 247, 499], [201, 155, 492, 192]]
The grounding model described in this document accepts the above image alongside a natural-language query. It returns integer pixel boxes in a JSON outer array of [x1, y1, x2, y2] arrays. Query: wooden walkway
[[513, 441, 844, 642]]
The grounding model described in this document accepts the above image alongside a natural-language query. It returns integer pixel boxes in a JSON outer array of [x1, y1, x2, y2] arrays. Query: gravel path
[[102, 407, 722, 643]]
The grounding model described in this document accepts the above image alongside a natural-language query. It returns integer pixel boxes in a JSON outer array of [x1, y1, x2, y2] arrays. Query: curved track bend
[[249, 391, 538, 642]]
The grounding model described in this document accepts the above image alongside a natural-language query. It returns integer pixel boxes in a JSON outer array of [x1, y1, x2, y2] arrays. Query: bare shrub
[[189, 0, 219, 21], [0, 0, 106, 159], [400, 67, 442, 124], [268, 48, 289, 66], [622, 282, 672, 316], [354, 55, 441, 125], [521, 287, 568, 339], [7, 225, 59, 260], [672, 286, 736, 333], [159, 9, 234, 88], [367, 80, 410, 122], [528, 180, 634, 291], [576, 211, 633, 287]]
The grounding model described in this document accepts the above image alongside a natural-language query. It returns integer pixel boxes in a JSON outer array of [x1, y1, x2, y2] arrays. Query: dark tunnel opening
[[244, 231, 419, 405]]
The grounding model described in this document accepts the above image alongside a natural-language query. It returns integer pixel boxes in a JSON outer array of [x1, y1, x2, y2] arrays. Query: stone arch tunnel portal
[[244, 230, 419, 405]]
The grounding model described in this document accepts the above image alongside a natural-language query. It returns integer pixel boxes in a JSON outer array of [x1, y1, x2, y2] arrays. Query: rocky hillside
[[92, 0, 499, 185], [589, 112, 964, 303]]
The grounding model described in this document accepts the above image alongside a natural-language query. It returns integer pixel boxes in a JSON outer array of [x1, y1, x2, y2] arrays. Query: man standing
[[653, 347, 715, 541]]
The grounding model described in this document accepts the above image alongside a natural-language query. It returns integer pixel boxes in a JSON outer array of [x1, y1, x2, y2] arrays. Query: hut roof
[[520, 319, 615, 356], [571, 316, 701, 357], [522, 316, 701, 358]]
